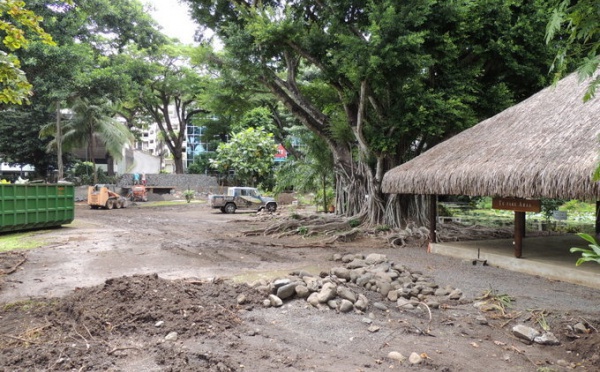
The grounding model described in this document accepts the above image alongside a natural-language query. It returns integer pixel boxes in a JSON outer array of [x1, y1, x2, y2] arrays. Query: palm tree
[[41, 97, 134, 183]]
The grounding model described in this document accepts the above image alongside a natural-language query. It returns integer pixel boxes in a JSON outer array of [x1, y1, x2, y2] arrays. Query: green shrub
[[570, 233, 600, 266]]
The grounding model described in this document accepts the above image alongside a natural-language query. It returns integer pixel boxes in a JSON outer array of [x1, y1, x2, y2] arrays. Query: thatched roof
[[382, 73, 600, 200]]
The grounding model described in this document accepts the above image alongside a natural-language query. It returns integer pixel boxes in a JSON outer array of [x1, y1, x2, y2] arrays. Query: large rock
[[317, 282, 337, 303], [307, 292, 320, 307], [268, 294, 284, 307], [339, 299, 354, 313], [354, 294, 369, 311], [331, 267, 352, 280], [337, 286, 357, 303], [534, 332, 560, 345], [365, 253, 387, 265], [276, 283, 298, 300], [512, 324, 540, 342], [295, 285, 310, 298]]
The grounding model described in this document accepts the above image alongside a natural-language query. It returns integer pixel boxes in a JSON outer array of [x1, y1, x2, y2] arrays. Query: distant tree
[[138, 45, 209, 174], [41, 97, 134, 183], [546, 0, 600, 101], [210, 126, 277, 187]]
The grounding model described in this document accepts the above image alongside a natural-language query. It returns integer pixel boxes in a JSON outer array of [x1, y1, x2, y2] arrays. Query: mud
[[1, 202, 599, 371]]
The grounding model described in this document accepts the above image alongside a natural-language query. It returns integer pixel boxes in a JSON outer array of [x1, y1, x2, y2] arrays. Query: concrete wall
[[117, 173, 220, 193]]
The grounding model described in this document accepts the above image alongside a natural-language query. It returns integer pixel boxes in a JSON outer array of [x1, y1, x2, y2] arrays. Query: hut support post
[[514, 211, 525, 258], [429, 195, 437, 244], [596, 201, 600, 240]]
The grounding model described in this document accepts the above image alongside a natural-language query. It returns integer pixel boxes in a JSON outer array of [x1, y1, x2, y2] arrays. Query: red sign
[[274, 144, 287, 162]]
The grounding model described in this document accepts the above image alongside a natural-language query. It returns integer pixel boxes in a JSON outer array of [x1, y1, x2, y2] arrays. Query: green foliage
[[0, 0, 58, 104], [187, 153, 214, 175], [66, 161, 109, 185], [541, 198, 567, 221], [546, 0, 600, 101], [187, 0, 557, 223], [348, 219, 361, 228], [183, 189, 195, 203], [210, 126, 278, 186], [570, 233, 600, 266]]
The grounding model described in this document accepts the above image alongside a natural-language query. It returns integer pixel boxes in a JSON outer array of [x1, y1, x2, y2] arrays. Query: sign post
[[492, 198, 541, 258]]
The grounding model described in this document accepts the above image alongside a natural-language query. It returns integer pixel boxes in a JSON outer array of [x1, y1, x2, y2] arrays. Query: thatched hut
[[382, 72, 600, 257]]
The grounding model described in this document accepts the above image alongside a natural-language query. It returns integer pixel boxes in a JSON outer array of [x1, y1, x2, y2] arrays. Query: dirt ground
[[1, 201, 599, 371]]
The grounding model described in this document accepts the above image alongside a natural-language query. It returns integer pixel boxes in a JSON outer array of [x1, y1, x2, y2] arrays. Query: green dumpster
[[0, 184, 75, 233]]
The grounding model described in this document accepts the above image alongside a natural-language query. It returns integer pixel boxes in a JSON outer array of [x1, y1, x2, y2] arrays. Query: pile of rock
[[247, 253, 464, 313]]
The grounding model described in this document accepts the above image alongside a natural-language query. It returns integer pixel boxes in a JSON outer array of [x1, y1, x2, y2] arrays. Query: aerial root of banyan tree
[[243, 215, 514, 247]]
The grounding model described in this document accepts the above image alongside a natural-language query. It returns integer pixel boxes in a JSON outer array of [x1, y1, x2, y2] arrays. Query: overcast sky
[[144, 0, 197, 45]]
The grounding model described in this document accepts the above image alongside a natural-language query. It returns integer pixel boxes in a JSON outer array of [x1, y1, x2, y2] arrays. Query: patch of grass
[[476, 288, 514, 316], [2, 299, 49, 312], [137, 200, 205, 207], [348, 219, 361, 228], [0, 232, 46, 253]]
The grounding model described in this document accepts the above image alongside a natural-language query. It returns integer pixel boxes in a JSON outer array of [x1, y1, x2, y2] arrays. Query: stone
[[534, 332, 560, 345], [354, 294, 369, 311], [339, 299, 354, 313], [512, 324, 540, 342], [332, 253, 343, 261], [424, 300, 440, 309], [408, 352, 423, 364], [155, 321, 164, 327], [317, 282, 338, 303], [574, 322, 589, 334], [327, 299, 338, 309], [276, 283, 297, 300], [347, 259, 368, 269], [373, 302, 388, 311], [361, 317, 373, 324], [165, 332, 178, 341], [272, 278, 291, 288], [448, 289, 463, 300], [435, 288, 450, 296], [337, 286, 357, 303], [476, 315, 488, 325], [387, 290, 399, 302], [365, 253, 387, 265], [262, 299, 271, 307], [331, 267, 352, 280], [397, 298, 414, 309], [256, 285, 271, 294], [378, 281, 392, 296], [268, 294, 283, 307], [341, 254, 356, 263], [303, 276, 321, 292], [307, 292, 320, 307], [295, 285, 310, 298], [367, 325, 380, 333], [356, 273, 373, 287], [387, 351, 405, 362], [236, 294, 247, 305]]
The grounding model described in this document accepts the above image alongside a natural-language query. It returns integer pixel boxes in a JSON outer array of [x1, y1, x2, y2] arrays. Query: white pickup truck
[[209, 187, 277, 213]]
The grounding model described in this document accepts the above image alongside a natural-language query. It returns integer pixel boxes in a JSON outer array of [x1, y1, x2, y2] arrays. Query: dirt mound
[[0, 274, 263, 371]]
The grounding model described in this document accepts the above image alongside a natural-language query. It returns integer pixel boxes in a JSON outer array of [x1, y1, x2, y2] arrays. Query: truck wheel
[[224, 203, 236, 214], [106, 199, 115, 209], [266, 203, 277, 212]]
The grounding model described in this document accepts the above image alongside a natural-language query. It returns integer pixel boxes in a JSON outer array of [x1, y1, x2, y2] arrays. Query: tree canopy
[[546, 0, 600, 101], [185, 0, 558, 226], [0, 0, 58, 104]]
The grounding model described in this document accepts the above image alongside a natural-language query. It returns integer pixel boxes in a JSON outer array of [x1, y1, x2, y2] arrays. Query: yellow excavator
[[87, 184, 128, 209]]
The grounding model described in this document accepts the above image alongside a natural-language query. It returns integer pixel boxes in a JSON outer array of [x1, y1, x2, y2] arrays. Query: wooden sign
[[492, 198, 541, 212]]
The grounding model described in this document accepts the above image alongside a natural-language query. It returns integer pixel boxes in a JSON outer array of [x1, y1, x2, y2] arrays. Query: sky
[[144, 0, 198, 45]]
